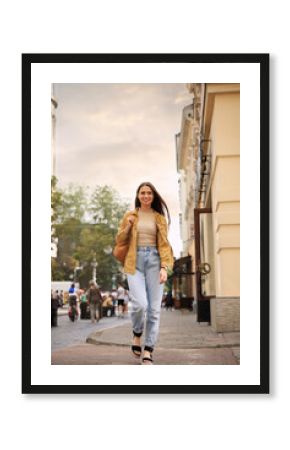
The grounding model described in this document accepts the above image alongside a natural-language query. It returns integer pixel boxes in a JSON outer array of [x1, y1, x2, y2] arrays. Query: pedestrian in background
[[87, 281, 103, 323], [111, 289, 118, 316], [123, 288, 129, 317], [102, 293, 114, 316], [117, 283, 125, 318], [79, 289, 88, 319], [68, 283, 79, 320], [51, 290, 59, 327], [164, 290, 174, 311], [59, 290, 64, 307], [115, 182, 174, 364]]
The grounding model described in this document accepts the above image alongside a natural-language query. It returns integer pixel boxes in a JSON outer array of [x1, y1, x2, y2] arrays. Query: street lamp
[[112, 274, 116, 290], [91, 257, 98, 283]]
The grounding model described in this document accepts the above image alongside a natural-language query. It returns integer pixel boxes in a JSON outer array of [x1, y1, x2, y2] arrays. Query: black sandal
[[142, 346, 154, 365], [131, 331, 142, 358]]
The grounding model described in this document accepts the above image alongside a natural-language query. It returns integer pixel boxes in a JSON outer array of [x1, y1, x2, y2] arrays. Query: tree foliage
[[51, 178, 129, 290], [90, 185, 127, 229], [58, 184, 89, 223], [51, 175, 62, 237]]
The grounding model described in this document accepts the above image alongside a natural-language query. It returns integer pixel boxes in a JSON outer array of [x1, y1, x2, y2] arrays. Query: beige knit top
[[137, 210, 157, 247]]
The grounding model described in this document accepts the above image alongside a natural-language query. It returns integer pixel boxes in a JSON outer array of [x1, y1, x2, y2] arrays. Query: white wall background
[[0, 1, 285, 449]]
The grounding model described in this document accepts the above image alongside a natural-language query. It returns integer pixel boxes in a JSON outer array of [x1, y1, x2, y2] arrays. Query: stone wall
[[210, 297, 240, 332]]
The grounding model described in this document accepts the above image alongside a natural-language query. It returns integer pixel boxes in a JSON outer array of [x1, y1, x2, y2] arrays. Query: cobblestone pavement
[[51, 308, 240, 365], [51, 343, 239, 365], [87, 308, 240, 350], [51, 309, 130, 351]]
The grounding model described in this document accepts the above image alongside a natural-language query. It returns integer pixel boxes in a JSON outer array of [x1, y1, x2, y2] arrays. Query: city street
[[51, 307, 130, 352], [51, 307, 240, 365], [50, 82, 242, 368]]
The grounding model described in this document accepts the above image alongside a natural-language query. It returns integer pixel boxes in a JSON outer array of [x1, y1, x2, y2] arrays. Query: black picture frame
[[22, 53, 269, 394]]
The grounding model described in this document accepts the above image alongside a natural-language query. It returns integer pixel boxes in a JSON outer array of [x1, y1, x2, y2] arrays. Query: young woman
[[115, 182, 174, 364]]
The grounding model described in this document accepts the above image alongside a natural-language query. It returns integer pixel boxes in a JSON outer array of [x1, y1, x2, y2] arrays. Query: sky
[[53, 83, 193, 256]]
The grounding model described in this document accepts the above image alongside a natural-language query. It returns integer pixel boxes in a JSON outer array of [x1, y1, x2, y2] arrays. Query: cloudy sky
[[53, 83, 193, 256]]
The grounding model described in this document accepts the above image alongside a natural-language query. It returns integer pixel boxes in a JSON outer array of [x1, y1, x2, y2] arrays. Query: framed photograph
[[22, 53, 269, 394]]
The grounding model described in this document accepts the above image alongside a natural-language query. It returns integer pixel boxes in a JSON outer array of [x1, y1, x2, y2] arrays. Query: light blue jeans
[[127, 246, 164, 348]]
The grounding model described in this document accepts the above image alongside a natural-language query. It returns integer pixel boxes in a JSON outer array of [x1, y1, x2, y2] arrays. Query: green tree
[[75, 186, 129, 290], [51, 175, 62, 237], [53, 218, 82, 280], [51, 183, 89, 282], [90, 185, 128, 229], [57, 183, 89, 223], [51, 183, 129, 290]]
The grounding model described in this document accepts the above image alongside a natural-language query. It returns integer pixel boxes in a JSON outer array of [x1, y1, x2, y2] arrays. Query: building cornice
[[203, 83, 239, 139]]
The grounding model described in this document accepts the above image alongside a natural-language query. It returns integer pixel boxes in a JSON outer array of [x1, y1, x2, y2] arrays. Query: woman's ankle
[[144, 345, 154, 354]]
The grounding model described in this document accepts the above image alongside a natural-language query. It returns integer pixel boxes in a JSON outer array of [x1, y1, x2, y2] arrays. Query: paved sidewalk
[[51, 308, 240, 365]]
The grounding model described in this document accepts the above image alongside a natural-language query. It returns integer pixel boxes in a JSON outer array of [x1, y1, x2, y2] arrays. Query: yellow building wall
[[200, 213, 216, 297], [210, 92, 240, 299]]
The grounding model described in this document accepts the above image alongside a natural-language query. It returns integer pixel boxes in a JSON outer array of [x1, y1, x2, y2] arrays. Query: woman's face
[[138, 185, 154, 208]]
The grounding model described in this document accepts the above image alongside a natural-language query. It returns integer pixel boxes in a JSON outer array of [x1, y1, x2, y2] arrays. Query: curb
[[86, 332, 240, 350]]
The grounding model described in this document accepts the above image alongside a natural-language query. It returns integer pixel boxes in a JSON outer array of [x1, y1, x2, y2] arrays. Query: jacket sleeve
[[115, 213, 131, 244], [157, 216, 174, 270]]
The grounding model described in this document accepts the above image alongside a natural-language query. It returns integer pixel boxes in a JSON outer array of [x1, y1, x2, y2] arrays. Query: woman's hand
[[123, 215, 135, 234], [127, 215, 135, 226], [159, 267, 168, 284]]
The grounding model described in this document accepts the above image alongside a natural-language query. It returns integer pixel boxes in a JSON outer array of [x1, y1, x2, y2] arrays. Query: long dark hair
[[135, 182, 171, 226]]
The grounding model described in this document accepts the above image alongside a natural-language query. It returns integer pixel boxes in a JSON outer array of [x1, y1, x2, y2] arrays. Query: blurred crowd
[[51, 281, 130, 327]]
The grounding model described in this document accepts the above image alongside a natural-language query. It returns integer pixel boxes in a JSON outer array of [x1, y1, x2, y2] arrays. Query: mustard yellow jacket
[[115, 208, 174, 274]]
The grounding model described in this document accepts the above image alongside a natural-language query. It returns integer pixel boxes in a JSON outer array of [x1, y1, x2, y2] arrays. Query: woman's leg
[[144, 250, 164, 349], [127, 270, 147, 335]]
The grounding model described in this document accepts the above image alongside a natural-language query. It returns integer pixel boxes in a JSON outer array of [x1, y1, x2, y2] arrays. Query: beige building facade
[[176, 83, 240, 332]]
